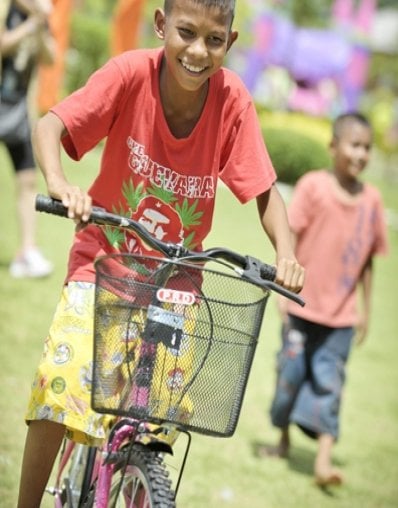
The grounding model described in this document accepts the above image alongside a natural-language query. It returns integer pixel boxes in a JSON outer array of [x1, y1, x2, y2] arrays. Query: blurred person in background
[[1, 0, 55, 278], [259, 112, 388, 487]]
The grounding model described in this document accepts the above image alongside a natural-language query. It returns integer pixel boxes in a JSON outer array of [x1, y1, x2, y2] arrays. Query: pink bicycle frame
[[94, 421, 145, 508]]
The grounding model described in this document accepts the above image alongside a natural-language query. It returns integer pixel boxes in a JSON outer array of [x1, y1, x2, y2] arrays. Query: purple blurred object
[[240, 0, 376, 115]]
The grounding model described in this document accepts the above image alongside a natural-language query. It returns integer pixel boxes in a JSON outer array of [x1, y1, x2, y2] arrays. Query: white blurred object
[[9, 247, 53, 278], [219, 487, 235, 502], [370, 8, 398, 54]]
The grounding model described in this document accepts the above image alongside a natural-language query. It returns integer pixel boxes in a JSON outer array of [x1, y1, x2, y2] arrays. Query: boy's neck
[[332, 170, 363, 196], [159, 65, 210, 138]]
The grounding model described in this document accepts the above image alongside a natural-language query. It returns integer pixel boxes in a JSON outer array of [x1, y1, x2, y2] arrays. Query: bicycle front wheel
[[109, 444, 176, 508]]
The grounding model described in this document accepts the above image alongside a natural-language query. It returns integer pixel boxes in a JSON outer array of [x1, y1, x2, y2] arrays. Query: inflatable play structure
[[238, 0, 377, 116]]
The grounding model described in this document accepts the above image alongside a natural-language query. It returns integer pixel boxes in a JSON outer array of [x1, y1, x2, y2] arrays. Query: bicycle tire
[[81, 444, 175, 508], [109, 443, 176, 508]]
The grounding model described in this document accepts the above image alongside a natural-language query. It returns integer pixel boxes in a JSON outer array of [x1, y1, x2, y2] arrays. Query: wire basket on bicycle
[[92, 253, 270, 438]]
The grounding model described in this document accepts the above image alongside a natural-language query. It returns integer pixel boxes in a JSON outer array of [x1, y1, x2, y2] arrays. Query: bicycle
[[36, 193, 304, 507]]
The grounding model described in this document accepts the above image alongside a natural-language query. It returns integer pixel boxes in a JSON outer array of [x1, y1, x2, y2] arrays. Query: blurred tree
[[378, 0, 398, 7], [288, 0, 332, 27], [276, 0, 397, 28]]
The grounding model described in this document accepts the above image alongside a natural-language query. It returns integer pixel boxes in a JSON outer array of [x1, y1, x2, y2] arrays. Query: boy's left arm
[[356, 256, 373, 345], [256, 184, 304, 293]]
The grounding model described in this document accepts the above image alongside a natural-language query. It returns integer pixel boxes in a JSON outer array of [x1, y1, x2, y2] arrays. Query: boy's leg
[[262, 426, 290, 458], [315, 433, 343, 486], [15, 168, 37, 253], [7, 140, 38, 255], [17, 420, 65, 508], [290, 326, 354, 485], [7, 141, 53, 278], [258, 318, 306, 458]]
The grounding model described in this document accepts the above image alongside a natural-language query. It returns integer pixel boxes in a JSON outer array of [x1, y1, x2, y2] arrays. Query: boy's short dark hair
[[332, 112, 372, 139], [164, 0, 236, 18]]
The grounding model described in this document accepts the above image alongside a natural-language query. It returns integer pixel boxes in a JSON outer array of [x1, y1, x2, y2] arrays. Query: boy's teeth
[[183, 62, 204, 72]]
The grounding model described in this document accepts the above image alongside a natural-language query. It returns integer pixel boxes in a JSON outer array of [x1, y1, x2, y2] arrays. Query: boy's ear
[[154, 8, 166, 40], [227, 30, 238, 52], [329, 137, 337, 156]]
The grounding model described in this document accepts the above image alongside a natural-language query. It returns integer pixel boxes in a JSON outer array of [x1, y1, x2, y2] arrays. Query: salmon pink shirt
[[51, 48, 276, 283], [287, 170, 388, 327]]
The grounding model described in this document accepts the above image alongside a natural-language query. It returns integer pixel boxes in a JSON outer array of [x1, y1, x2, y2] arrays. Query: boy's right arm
[[32, 112, 92, 222], [256, 185, 304, 293]]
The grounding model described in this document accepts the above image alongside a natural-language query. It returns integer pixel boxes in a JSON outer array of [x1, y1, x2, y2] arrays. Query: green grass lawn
[[0, 143, 397, 508]]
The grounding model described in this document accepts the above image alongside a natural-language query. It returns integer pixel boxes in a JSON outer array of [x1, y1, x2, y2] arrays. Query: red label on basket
[[156, 288, 195, 306]]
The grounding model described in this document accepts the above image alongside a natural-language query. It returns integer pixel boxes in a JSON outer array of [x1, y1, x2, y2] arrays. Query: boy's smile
[[155, 0, 237, 95]]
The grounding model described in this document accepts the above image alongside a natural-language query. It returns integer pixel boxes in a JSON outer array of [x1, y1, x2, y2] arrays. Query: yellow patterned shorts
[[25, 281, 195, 446], [25, 282, 113, 446]]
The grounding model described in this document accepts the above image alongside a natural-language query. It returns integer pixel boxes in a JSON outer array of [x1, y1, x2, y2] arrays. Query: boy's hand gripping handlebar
[[35, 194, 304, 306]]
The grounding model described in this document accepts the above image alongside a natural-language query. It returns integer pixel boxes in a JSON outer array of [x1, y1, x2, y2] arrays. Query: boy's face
[[330, 121, 372, 181], [155, 0, 238, 93]]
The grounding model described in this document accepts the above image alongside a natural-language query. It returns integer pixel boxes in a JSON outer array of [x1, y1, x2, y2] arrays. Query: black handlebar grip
[[260, 263, 277, 281], [35, 194, 69, 218], [259, 262, 305, 307]]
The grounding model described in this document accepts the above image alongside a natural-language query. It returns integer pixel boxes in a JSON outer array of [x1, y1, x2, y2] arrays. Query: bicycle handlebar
[[35, 194, 304, 306]]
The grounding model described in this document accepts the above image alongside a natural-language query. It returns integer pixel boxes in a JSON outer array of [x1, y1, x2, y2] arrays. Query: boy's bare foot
[[255, 428, 290, 458], [255, 442, 289, 458], [314, 465, 344, 487], [315, 433, 343, 487]]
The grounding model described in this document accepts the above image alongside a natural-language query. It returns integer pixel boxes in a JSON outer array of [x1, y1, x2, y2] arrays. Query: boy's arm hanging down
[[356, 256, 373, 345], [256, 184, 304, 293]]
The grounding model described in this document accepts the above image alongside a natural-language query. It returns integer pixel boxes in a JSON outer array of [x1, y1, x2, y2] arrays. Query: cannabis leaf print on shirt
[[103, 178, 204, 253]]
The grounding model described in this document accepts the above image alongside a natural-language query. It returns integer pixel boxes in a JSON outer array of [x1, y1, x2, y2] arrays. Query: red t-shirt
[[52, 48, 276, 282], [287, 170, 388, 327]]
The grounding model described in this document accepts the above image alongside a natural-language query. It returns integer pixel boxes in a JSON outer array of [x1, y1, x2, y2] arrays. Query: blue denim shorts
[[270, 315, 354, 440]]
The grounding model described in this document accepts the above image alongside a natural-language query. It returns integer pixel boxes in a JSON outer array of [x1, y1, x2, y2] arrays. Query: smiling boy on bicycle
[[17, 1, 304, 506]]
